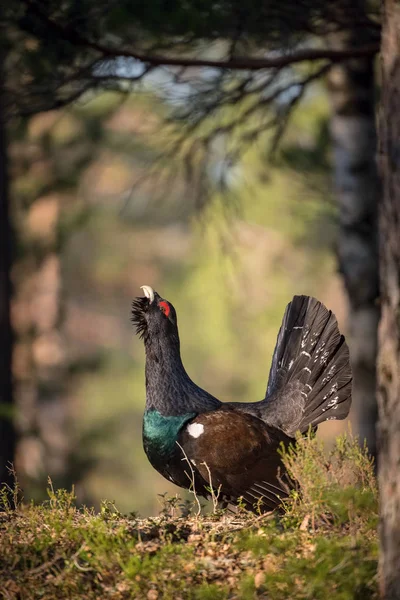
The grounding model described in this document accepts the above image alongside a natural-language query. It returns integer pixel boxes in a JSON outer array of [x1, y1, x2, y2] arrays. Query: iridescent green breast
[[142, 410, 195, 461]]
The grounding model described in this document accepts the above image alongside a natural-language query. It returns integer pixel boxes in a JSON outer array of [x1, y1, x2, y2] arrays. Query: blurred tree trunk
[[327, 1, 380, 459], [10, 108, 101, 497], [12, 138, 70, 493], [377, 0, 400, 597], [0, 49, 16, 487]]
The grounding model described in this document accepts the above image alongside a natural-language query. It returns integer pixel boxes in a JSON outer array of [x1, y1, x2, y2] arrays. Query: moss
[[260, 534, 378, 600], [194, 583, 229, 600]]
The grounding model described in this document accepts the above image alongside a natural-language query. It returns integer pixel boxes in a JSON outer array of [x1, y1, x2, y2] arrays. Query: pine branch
[[22, 0, 379, 72]]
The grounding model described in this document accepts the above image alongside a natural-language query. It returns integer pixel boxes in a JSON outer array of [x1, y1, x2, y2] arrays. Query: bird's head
[[131, 285, 179, 346]]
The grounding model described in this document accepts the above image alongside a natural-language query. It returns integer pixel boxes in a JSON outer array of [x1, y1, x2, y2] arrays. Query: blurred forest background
[[1, 1, 381, 517], [10, 88, 349, 515]]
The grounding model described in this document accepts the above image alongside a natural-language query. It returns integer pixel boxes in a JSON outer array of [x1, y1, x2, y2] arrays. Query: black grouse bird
[[132, 286, 352, 512]]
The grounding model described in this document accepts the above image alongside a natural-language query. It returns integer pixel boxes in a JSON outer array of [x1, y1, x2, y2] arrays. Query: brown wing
[[177, 410, 294, 512]]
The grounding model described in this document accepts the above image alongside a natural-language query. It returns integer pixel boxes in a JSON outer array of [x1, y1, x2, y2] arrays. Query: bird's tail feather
[[265, 296, 352, 434]]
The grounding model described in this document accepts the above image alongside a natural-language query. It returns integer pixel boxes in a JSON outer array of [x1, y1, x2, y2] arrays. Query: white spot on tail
[[191, 459, 197, 466], [322, 393, 339, 412], [187, 423, 204, 438]]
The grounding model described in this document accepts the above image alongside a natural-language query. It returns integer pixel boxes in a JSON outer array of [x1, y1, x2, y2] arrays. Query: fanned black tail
[[264, 296, 352, 435]]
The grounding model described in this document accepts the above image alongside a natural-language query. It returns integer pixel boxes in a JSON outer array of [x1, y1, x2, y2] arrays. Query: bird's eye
[[159, 301, 170, 318]]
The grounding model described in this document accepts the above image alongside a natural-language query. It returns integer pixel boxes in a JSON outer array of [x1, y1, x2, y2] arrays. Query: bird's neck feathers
[[145, 331, 189, 412], [144, 331, 220, 416], [144, 330, 188, 384], [144, 328, 183, 368]]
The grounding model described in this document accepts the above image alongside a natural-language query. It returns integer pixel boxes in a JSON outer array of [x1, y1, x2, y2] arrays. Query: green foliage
[[280, 430, 377, 529], [0, 433, 378, 599]]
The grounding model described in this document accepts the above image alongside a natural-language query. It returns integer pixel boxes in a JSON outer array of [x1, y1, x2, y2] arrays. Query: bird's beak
[[140, 285, 155, 304]]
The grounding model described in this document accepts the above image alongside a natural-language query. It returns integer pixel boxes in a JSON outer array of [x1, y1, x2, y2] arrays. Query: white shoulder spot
[[187, 423, 204, 438]]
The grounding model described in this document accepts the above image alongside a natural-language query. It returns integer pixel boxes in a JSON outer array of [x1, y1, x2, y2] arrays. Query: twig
[[201, 461, 222, 513], [176, 441, 202, 516]]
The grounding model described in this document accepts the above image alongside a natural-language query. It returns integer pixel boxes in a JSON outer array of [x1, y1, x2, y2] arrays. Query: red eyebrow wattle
[[159, 301, 170, 317]]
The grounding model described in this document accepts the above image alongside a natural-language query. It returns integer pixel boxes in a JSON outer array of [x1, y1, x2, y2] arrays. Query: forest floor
[[0, 434, 378, 600]]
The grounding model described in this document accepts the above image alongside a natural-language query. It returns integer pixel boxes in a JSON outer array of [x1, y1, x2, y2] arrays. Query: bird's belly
[[145, 446, 191, 489]]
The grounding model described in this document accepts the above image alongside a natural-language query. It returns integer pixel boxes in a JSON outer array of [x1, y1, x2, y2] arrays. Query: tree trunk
[[0, 50, 16, 488], [327, 7, 380, 460], [378, 1, 400, 597], [12, 188, 70, 492]]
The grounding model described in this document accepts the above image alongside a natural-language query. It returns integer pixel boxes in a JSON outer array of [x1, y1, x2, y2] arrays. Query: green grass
[[0, 434, 378, 599]]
